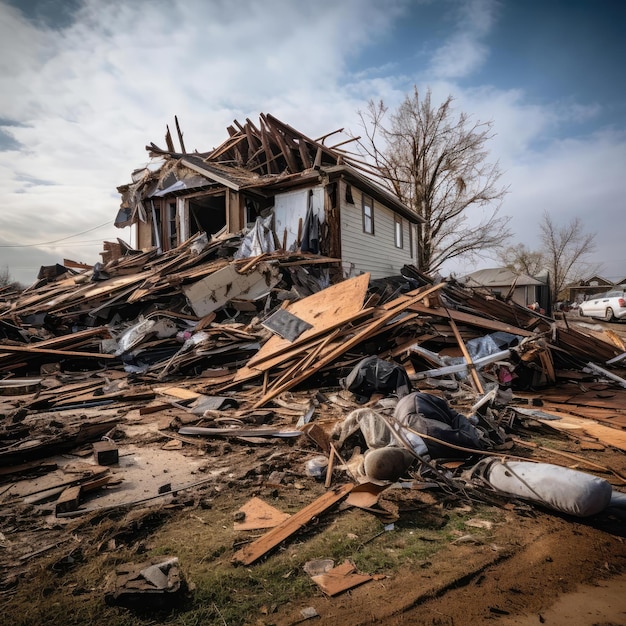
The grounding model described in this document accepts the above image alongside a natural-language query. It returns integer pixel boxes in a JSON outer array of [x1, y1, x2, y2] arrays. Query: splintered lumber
[[252, 283, 447, 408], [231, 483, 353, 565], [246, 273, 371, 370]]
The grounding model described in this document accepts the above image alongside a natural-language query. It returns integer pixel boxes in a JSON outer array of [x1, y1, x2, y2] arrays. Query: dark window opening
[[344, 183, 353, 205], [188, 194, 227, 237], [167, 201, 177, 250]]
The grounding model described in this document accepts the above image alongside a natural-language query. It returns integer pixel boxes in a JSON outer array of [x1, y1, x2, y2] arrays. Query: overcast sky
[[1, 0, 624, 286]]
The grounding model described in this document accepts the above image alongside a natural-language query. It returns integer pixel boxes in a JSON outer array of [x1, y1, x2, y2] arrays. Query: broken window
[[394, 215, 403, 249], [362, 194, 374, 235], [345, 183, 354, 205], [167, 201, 177, 250], [188, 193, 227, 238]]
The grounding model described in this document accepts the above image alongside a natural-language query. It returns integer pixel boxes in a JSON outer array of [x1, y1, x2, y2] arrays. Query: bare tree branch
[[352, 87, 511, 273], [539, 212, 598, 297]]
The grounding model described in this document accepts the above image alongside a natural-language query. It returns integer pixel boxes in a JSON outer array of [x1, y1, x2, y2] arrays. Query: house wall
[[339, 184, 415, 279]]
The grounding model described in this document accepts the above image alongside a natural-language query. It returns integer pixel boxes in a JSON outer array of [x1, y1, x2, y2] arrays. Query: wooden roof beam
[[259, 119, 279, 175], [261, 113, 299, 173]]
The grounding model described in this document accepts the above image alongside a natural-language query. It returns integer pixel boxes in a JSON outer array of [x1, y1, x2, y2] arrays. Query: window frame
[[394, 214, 403, 249], [362, 194, 374, 235]]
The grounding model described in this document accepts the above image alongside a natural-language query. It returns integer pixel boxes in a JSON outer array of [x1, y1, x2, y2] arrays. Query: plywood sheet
[[233, 497, 291, 530], [246, 273, 370, 369], [536, 411, 626, 452], [311, 560, 373, 596]]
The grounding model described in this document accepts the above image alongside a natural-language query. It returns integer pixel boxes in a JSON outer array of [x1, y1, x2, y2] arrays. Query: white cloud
[[428, 0, 496, 79]]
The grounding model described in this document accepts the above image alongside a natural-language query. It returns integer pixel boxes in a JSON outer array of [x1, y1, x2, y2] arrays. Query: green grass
[[1, 491, 505, 626]]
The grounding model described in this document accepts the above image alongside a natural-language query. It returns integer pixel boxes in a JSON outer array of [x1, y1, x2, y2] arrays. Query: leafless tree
[[353, 87, 511, 274], [0, 266, 22, 293], [540, 212, 597, 299], [0, 266, 11, 287], [498, 243, 546, 277]]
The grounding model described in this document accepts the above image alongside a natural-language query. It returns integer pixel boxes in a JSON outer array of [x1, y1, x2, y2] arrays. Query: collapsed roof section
[[115, 113, 422, 230]]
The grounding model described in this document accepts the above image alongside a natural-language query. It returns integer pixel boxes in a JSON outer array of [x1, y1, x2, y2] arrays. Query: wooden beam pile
[[147, 113, 355, 177]]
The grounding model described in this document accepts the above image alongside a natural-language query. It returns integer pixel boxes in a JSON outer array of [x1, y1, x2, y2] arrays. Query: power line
[[0, 221, 113, 248]]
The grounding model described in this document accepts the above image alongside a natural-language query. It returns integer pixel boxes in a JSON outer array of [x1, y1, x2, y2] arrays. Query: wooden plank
[[233, 497, 291, 531], [0, 345, 116, 359], [446, 316, 484, 394], [246, 273, 370, 370], [231, 483, 353, 565], [311, 560, 373, 596], [55, 485, 82, 514], [153, 386, 201, 401], [408, 303, 535, 336]]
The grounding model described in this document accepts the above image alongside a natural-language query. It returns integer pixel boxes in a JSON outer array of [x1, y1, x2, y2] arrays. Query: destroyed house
[[115, 114, 424, 279]]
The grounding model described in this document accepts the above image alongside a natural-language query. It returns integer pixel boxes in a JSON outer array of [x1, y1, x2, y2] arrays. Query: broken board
[[182, 262, 280, 317], [234, 497, 291, 531]]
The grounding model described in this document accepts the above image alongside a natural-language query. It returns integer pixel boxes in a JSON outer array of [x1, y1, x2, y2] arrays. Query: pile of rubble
[[1, 234, 626, 604]]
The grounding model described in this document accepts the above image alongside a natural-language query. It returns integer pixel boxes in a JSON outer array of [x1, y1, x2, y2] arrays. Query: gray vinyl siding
[[340, 185, 415, 279]]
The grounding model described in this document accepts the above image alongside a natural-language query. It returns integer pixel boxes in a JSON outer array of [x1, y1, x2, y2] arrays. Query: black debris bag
[[341, 356, 411, 404]]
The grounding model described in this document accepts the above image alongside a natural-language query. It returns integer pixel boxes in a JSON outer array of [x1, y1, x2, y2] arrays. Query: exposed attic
[[145, 113, 365, 178]]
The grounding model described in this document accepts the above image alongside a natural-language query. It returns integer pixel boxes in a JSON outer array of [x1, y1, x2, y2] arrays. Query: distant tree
[[0, 266, 22, 293], [539, 212, 597, 299], [353, 87, 511, 274], [498, 243, 546, 277], [0, 266, 11, 287]]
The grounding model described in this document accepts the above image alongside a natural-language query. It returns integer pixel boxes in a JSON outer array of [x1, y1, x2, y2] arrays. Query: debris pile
[[1, 240, 626, 609]]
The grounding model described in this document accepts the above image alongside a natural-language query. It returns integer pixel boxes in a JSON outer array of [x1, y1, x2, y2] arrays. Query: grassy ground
[[3, 483, 504, 626]]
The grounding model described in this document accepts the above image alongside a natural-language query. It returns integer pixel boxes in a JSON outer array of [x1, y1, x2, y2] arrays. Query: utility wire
[[0, 221, 113, 248]]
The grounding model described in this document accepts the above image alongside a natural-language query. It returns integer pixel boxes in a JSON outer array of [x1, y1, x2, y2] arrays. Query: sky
[[0, 0, 624, 286]]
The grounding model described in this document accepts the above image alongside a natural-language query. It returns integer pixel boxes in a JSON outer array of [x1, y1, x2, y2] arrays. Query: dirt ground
[[1, 316, 626, 626], [275, 502, 626, 626]]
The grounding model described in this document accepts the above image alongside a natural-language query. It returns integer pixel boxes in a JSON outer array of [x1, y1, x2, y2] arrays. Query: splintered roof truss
[[146, 113, 358, 178]]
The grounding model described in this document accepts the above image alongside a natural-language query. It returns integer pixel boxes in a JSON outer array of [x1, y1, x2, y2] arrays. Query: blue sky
[[0, 0, 624, 285]]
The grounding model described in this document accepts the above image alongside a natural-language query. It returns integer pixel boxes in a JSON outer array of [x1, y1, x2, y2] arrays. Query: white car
[[578, 290, 626, 322]]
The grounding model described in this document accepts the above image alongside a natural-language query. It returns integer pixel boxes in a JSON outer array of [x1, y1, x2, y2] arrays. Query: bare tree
[[498, 243, 546, 277], [0, 266, 22, 293], [353, 87, 511, 274], [540, 212, 597, 298], [0, 266, 11, 287]]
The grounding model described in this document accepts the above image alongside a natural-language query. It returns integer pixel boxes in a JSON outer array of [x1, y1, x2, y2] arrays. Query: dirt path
[[276, 511, 626, 625]]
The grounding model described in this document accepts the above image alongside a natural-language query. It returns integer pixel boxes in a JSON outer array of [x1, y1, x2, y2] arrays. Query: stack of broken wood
[[1, 228, 626, 413], [3, 240, 626, 599]]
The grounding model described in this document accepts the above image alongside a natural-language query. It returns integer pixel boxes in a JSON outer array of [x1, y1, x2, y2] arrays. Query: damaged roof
[[116, 113, 425, 229]]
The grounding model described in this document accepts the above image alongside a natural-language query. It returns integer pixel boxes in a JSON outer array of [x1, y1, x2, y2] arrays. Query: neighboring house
[[115, 114, 424, 280], [462, 268, 550, 312], [567, 275, 616, 304]]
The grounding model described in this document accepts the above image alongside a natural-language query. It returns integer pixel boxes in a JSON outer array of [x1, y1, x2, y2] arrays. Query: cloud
[[428, 0, 497, 79]]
